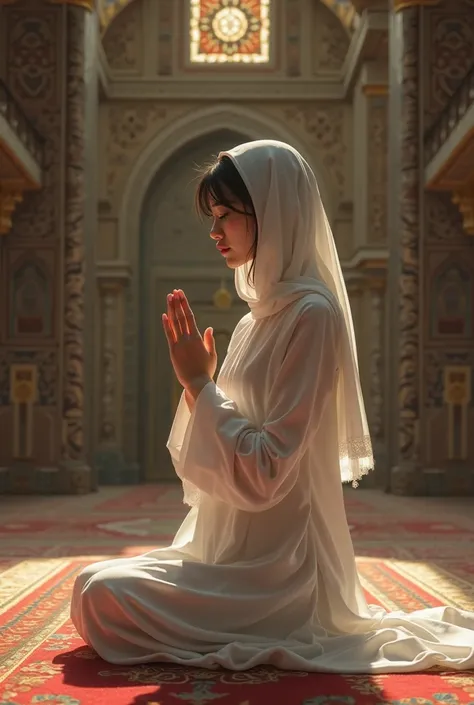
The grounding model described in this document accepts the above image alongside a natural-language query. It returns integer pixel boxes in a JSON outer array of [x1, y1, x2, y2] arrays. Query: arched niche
[[119, 103, 336, 263], [116, 104, 336, 473]]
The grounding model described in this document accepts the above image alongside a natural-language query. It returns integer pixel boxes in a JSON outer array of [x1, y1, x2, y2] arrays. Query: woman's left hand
[[162, 289, 217, 396]]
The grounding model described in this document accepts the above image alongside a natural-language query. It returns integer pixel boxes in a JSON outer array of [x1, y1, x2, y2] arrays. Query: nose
[[210, 218, 223, 240]]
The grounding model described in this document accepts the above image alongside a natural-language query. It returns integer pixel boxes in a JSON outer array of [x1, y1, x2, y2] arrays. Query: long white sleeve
[[171, 299, 340, 512]]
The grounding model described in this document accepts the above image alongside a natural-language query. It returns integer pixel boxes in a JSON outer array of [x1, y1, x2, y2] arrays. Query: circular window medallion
[[212, 7, 249, 43]]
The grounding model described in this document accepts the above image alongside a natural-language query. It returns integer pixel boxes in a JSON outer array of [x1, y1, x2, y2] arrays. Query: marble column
[[387, 3, 423, 494], [59, 6, 92, 492]]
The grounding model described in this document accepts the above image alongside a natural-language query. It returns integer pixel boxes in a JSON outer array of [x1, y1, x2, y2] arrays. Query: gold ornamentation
[[213, 280, 233, 309], [0, 184, 23, 235], [362, 85, 388, 96], [452, 189, 474, 236], [444, 366, 471, 406], [10, 364, 37, 460], [10, 364, 37, 404], [444, 366, 471, 460]]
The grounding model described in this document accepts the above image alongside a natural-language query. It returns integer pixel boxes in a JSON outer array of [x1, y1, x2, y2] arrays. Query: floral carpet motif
[[1, 485, 474, 704]]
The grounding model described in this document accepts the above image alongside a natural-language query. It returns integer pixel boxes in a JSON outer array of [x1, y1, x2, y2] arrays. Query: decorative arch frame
[[119, 102, 336, 261], [100, 0, 359, 35], [115, 102, 337, 468]]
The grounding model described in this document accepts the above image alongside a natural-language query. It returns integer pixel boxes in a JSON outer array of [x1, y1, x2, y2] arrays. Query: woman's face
[[209, 196, 256, 270]]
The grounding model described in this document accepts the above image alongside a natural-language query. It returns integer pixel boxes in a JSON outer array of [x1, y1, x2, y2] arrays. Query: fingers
[[165, 290, 196, 341], [177, 290, 199, 337], [167, 292, 185, 340], [162, 313, 174, 347]]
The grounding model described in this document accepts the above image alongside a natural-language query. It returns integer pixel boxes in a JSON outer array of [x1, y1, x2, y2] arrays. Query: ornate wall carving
[[422, 193, 474, 475], [388, 3, 474, 494], [0, 348, 58, 408], [6, 250, 55, 341], [62, 7, 87, 462], [425, 191, 466, 243], [7, 10, 61, 241], [277, 103, 347, 197], [421, 0, 474, 479], [367, 96, 387, 244], [102, 0, 142, 72], [105, 102, 172, 204], [397, 7, 420, 465], [429, 259, 472, 340], [0, 5, 65, 473], [0, 4, 93, 492], [103, 101, 348, 211], [424, 2, 474, 131]]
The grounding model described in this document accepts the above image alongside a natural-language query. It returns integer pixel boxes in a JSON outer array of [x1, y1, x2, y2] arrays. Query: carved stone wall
[[421, 1, 474, 492], [423, 0, 474, 132], [101, 101, 350, 214], [0, 2, 93, 494], [0, 4, 65, 482], [387, 3, 474, 496], [367, 95, 388, 244], [422, 194, 474, 489]]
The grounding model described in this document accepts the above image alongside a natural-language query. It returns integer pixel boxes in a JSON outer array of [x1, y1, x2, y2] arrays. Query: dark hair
[[195, 156, 258, 287]]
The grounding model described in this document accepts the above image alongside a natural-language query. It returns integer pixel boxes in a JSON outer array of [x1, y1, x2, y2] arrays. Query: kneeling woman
[[71, 140, 474, 673]]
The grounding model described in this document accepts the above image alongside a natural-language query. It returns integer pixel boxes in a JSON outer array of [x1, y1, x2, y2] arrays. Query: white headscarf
[[219, 139, 373, 485]]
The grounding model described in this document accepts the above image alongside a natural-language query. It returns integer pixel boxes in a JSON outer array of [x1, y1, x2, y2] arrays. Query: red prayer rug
[[1, 556, 474, 705], [1, 485, 474, 704]]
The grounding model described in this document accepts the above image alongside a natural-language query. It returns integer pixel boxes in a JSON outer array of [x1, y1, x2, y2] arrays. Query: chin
[[224, 255, 245, 269]]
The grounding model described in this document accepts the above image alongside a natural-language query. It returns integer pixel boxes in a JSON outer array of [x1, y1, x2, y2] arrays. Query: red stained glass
[[190, 0, 270, 63]]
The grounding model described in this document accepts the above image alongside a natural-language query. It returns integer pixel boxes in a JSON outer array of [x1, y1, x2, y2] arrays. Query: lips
[[217, 245, 231, 254]]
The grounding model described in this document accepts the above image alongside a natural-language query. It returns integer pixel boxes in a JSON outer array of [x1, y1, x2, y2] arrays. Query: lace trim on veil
[[339, 435, 374, 488]]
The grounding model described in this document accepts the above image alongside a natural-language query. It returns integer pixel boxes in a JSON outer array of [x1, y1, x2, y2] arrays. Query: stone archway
[[119, 103, 336, 262], [117, 104, 335, 477]]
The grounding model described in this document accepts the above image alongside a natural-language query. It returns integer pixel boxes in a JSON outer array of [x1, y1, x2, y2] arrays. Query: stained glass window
[[190, 0, 270, 64]]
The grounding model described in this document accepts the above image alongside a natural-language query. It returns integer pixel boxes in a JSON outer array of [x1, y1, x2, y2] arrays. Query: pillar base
[[94, 446, 140, 485], [391, 462, 474, 496], [391, 462, 426, 496], [0, 461, 94, 495], [365, 439, 388, 489]]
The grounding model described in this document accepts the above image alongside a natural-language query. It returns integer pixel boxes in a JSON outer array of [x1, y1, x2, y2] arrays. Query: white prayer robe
[[70, 295, 474, 672]]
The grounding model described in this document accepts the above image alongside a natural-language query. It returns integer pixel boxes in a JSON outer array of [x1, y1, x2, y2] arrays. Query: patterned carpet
[[1, 485, 474, 704]]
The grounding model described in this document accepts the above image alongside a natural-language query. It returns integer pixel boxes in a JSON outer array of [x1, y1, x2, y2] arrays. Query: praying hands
[[162, 289, 217, 403]]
